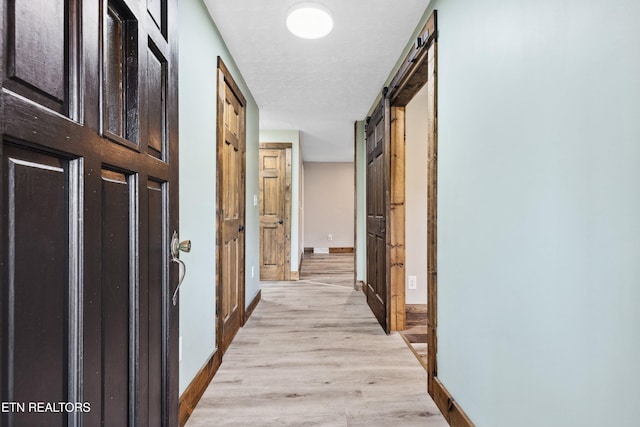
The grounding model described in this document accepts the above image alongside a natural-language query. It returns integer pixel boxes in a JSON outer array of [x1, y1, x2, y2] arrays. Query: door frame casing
[[258, 142, 292, 281], [215, 57, 246, 353], [387, 98, 406, 332], [386, 9, 437, 385]]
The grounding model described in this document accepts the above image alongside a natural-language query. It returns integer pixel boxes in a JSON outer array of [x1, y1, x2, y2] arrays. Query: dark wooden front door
[[0, 0, 179, 425], [217, 59, 246, 354], [365, 102, 390, 333]]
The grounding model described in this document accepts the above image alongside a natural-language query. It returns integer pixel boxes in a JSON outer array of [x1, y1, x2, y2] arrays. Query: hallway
[[186, 254, 446, 426]]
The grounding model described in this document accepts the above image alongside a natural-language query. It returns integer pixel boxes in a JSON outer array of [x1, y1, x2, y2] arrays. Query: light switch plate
[[253, 194, 258, 206]]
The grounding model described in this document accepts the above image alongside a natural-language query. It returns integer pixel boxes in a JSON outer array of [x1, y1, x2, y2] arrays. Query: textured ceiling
[[204, 0, 430, 162]]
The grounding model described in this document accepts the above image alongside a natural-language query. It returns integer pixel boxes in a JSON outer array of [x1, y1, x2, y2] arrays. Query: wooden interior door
[[258, 143, 291, 281], [217, 59, 246, 354], [0, 0, 179, 425], [365, 102, 390, 333]]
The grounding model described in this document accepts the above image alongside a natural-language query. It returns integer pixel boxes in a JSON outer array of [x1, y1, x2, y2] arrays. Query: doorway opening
[[383, 10, 472, 425], [384, 4, 438, 401]]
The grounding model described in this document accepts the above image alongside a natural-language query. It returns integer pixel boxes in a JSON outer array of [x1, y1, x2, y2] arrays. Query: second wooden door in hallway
[[258, 143, 292, 281]]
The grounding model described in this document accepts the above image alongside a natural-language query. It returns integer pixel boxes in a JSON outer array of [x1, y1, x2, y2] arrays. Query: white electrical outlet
[[251, 266, 255, 278], [327, 234, 332, 241], [408, 276, 417, 290], [179, 336, 183, 362]]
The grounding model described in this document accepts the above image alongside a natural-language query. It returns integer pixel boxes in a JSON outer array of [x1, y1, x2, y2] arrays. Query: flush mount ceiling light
[[286, 2, 334, 39]]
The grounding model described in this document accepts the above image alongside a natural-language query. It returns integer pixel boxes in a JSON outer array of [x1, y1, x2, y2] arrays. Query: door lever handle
[[171, 257, 186, 306], [170, 231, 191, 306]]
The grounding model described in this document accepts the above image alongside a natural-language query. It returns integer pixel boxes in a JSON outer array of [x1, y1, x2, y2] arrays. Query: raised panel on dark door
[[0, 0, 179, 425], [147, 0, 166, 37], [103, 1, 139, 147], [101, 169, 133, 427], [4, 0, 72, 114], [365, 102, 389, 333], [143, 179, 166, 427], [147, 42, 167, 160], [1, 145, 77, 427]]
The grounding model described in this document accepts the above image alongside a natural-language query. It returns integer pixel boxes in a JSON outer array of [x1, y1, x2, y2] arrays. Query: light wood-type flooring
[[186, 253, 446, 426]]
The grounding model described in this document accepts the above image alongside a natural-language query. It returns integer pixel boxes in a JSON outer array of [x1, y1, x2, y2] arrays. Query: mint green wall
[[259, 130, 304, 272], [178, 0, 260, 395], [374, 0, 640, 425], [354, 121, 366, 282]]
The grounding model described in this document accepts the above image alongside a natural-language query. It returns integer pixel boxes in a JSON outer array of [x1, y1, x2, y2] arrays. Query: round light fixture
[[286, 2, 334, 39]]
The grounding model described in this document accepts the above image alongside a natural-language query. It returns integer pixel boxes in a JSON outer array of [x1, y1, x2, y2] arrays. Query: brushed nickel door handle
[[171, 232, 191, 257], [171, 257, 186, 306], [170, 231, 191, 306]]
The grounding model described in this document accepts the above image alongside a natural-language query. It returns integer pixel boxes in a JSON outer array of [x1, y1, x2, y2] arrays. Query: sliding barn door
[[365, 102, 390, 333], [0, 0, 179, 425]]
